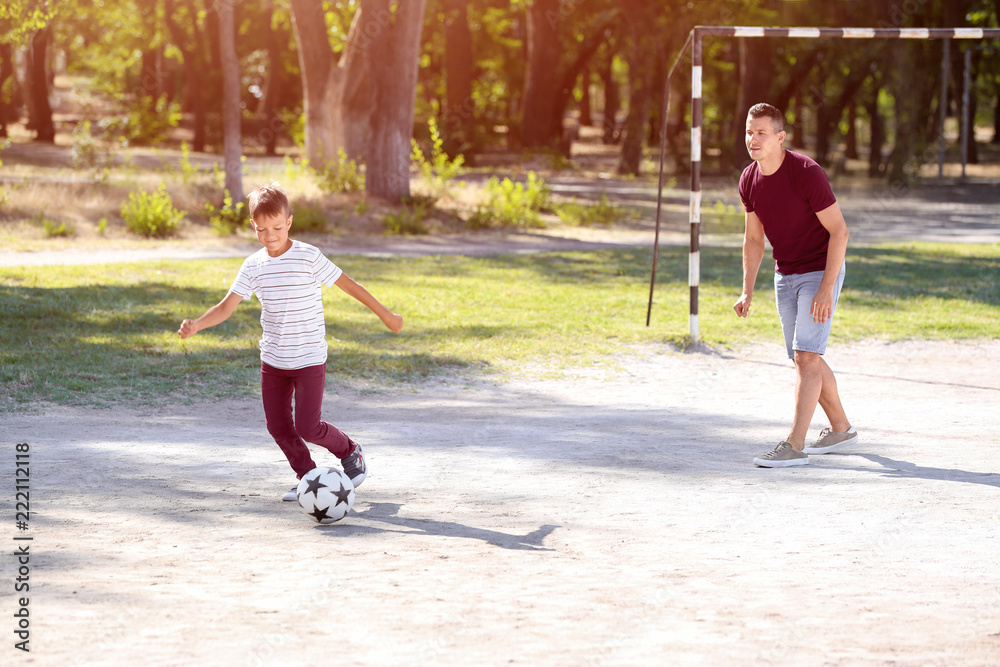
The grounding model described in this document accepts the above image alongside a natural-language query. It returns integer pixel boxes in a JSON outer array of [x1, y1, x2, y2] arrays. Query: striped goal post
[[647, 26, 1000, 343]]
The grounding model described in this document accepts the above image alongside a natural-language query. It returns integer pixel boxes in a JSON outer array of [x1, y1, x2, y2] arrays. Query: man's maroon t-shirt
[[739, 150, 837, 275]]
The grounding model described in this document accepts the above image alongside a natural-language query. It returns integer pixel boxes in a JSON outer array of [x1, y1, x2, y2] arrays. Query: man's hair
[[747, 103, 786, 133], [247, 182, 290, 220]]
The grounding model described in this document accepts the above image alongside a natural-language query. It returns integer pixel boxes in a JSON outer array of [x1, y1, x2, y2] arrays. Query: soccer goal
[[646, 26, 1000, 342]]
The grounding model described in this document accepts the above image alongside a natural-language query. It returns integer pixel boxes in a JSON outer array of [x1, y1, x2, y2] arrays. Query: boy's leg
[[261, 362, 317, 477], [291, 363, 356, 459]]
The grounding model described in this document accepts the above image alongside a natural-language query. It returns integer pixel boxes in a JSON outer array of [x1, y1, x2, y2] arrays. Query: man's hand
[[734, 293, 753, 318], [811, 286, 834, 323]]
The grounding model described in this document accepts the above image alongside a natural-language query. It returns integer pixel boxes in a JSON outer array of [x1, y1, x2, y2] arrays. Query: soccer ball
[[296, 467, 355, 524]]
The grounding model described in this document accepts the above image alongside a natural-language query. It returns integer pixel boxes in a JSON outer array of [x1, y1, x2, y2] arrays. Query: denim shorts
[[774, 262, 846, 360]]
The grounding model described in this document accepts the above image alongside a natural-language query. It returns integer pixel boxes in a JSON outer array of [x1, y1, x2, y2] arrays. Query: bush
[[469, 171, 551, 229], [121, 185, 184, 238], [554, 193, 625, 227], [71, 120, 114, 180], [383, 198, 430, 236], [205, 191, 248, 236], [315, 148, 365, 194], [411, 117, 465, 198], [291, 203, 327, 233]]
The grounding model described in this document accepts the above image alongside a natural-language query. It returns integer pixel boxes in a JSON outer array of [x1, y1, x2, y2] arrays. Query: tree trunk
[[867, 87, 885, 178], [218, 0, 243, 202], [290, 0, 372, 166], [0, 44, 15, 138], [520, 0, 561, 149], [164, 0, 209, 152], [600, 52, 620, 144], [618, 0, 660, 176], [579, 65, 592, 126], [846, 104, 858, 159], [258, 0, 281, 155], [732, 38, 773, 170], [27, 26, 55, 143], [363, 0, 427, 201], [443, 0, 474, 156], [992, 93, 1000, 144]]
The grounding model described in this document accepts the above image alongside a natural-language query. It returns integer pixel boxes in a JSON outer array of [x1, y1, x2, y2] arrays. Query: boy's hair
[[747, 103, 785, 133], [247, 182, 290, 220]]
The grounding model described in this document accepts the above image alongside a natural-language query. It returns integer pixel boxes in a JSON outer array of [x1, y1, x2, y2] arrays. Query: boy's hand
[[178, 319, 198, 339], [383, 312, 403, 334]]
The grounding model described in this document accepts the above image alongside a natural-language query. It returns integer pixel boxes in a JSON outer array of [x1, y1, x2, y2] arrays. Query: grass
[[1, 242, 998, 409]]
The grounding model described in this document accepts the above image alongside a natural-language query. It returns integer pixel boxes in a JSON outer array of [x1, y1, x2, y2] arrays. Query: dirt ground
[[3, 336, 999, 666], [3, 136, 999, 664]]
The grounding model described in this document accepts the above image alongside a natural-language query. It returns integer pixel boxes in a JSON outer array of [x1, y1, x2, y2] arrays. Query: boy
[[734, 103, 858, 468], [178, 183, 403, 499]]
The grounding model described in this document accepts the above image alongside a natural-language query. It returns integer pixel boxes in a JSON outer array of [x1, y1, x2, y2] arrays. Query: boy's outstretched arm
[[335, 273, 403, 333], [178, 292, 243, 339]]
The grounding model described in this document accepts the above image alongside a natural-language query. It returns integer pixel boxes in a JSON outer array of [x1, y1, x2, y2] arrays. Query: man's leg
[[787, 352, 849, 449]]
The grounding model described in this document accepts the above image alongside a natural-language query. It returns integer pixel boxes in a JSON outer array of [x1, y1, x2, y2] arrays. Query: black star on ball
[[302, 475, 328, 499], [331, 481, 352, 506], [309, 505, 333, 523]]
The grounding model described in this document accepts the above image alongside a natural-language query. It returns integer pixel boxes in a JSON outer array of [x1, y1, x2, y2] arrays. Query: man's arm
[[335, 273, 403, 333], [811, 202, 850, 324], [178, 292, 243, 339], [734, 210, 766, 318]]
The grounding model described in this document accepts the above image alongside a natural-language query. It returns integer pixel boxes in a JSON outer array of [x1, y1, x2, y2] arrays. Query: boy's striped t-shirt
[[228, 241, 343, 370]]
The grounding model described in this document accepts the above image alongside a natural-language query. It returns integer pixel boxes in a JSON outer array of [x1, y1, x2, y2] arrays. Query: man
[[735, 103, 858, 468]]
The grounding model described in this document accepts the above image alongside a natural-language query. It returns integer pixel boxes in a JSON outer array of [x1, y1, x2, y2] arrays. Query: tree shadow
[[321, 501, 558, 551], [819, 452, 1000, 488]]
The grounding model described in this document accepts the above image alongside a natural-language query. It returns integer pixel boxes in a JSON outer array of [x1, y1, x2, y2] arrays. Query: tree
[[442, 0, 474, 155], [26, 25, 55, 142], [519, 0, 618, 151], [363, 0, 428, 201], [289, 0, 371, 166], [618, 0, 665, 175], [218, 0, 243, 202]]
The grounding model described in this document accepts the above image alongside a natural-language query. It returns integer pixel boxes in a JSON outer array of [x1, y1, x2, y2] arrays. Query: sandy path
[[3, 339, 998, 665]]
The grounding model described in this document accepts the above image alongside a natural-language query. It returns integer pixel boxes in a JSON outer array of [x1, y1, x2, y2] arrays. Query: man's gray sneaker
[[281, 486, 298, 502], [803, 427, 859, 454], [753, 441, 809, 468]]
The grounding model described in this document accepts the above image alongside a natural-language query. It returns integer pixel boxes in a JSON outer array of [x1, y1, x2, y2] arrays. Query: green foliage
[[355, 197, 371, 215], [121, 186, 184, 238], [469, 171, 551, 229], [104, 94, 182, 147], [702, 200, 744, 233], [205, 192, 248, 236], [43, 219, 74, 238], [97, 218, 108, 236], [0, 2, 55, 46], [383, 198, 430, 236], [555, 193, 627, 227], [179, 142, 201, 184], [291, 203, 327, 233], [315, 148, 365, 194], [70, 121, 114, 180], [411, 117, 465, 197], [33, 213, 74, 238]]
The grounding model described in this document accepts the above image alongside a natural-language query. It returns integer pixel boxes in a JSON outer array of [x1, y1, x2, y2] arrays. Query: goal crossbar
[[646, 25, 1000, 342]]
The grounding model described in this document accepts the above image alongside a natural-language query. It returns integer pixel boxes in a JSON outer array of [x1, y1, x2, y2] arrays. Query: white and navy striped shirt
[[229, 241, 343, 370]]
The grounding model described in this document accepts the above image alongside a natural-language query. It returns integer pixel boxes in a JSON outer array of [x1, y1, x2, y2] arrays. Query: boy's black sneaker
[[341, 442, 367, 488]]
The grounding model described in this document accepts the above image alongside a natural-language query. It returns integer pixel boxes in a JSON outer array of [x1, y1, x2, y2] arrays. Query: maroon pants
[[260, 362, 356, 478]]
